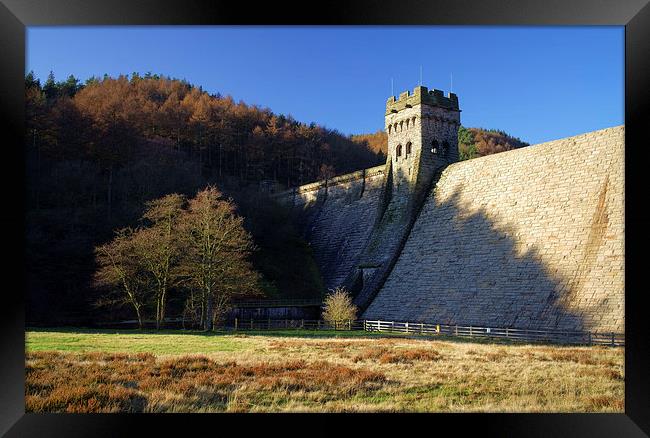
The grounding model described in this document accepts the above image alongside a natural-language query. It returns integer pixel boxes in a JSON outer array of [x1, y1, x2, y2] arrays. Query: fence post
[[391, 321, 395, 333], [234, 318, 238, 331], [364, 320, 367, 331], [505, 327, 509, 339], [588, 332, 592, 346], [250, 318, 253, 330], [420, 323, 424, 335], [405, 322, 409, 334], [455, 325, 458, 336], [301, 319, 304, 329], [611, 332, 615, 347], [377, 320, 382, 332], [318, 320, 321, 330], [469, 326, 473, 337]]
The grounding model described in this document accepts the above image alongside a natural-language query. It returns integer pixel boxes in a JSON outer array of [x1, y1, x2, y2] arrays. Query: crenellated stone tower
[[385, 86, 460, 202], [272, 92, 624, 334], [347, 86, 461, 311]]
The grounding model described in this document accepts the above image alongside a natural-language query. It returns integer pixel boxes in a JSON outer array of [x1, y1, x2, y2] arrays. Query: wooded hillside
[[26, 72, 376, 325], [25, 72, 528, 326]]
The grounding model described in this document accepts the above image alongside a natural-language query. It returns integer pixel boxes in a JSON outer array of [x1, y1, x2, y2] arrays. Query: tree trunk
[[219, 144, 222, 178], [159, 288, 167, 329], [155, 298, 161, 330], [199, 297, 205, 328], [92, 162, 98, 211], [204, 293, 213, 331], [34, 130, 41, 211], [107, 166, 113, 220], [135, 304, 143, 330]]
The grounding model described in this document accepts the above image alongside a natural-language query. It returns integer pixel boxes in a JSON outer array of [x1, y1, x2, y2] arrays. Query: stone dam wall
[[365, 126, 624, 333], [274, 126, 625, 334], [272, 165, 387, 291]]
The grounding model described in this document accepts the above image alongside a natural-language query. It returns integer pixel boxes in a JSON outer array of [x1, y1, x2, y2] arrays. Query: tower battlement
[[384, 84, 461, 187], [386, 86, 459, 115]]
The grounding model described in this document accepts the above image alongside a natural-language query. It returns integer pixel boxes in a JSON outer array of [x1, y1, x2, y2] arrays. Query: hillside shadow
[[370, 181, 619, 333]]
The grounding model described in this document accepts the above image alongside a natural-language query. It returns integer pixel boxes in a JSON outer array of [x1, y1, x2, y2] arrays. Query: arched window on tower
[[431, 139, 439, 155], [405, 142, 412, 157], [441, 141, 450, 157], [396, 144, 403, 158]]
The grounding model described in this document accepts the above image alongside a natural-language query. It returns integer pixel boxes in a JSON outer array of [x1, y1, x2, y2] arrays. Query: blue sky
[[26, 26, 624, 145]]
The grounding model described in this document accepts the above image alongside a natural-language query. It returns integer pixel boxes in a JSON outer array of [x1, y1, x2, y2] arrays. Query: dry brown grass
[[26, 351, 387, 413], [353, 346, 441, 364], [588, 395, 625, 411], [26, 332, 624, 413]]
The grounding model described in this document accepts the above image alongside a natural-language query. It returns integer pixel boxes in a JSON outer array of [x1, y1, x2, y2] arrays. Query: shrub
[[322, 287, 357, 330]]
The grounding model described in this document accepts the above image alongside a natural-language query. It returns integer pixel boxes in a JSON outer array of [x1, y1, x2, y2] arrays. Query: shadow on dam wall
[[365, 183, 621, 333]]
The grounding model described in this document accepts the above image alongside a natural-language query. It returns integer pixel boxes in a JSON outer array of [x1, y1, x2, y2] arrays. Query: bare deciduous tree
[[181, 186, 260, 331], [322, 287, 358, 330], [94, 228, 148, 328], [132, 193, 186, 329]]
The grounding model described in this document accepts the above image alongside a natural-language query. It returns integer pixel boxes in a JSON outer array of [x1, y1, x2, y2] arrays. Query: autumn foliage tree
[[351, 130, 388, 157], [322, 287, 358, 330], [181, 187, 260, 331], [135, 194, 186, 329], [458, 126, 529, 160], [26, 71, 372, 325], [94, 228, 148, 328], [94, 187, 260, 330]]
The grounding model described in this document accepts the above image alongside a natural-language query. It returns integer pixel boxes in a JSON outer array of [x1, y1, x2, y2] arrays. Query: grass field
[[25, 328, 624, 413]]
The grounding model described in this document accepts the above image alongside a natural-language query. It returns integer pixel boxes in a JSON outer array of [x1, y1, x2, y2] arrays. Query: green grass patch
[[26, 328, 248, 354], [25, 327, 408, 355], [26, 326, 601, 356]]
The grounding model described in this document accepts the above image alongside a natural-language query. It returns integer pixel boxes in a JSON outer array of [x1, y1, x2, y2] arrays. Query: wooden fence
[[229, 318, 624, 347], [230, 299, 323, 308], [231, 318, 362, 331]]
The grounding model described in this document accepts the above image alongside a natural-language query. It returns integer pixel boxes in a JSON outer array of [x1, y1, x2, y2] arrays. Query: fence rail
[[230, 318, 361, 331], [228, 318, 624, 347], [230, 299, 323, 308]]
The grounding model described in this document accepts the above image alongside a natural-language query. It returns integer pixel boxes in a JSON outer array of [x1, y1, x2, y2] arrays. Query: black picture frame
[[1, 0, 648, 436]]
